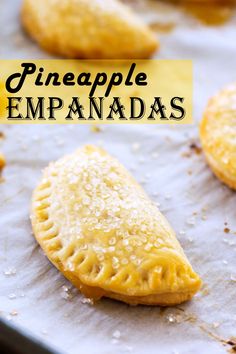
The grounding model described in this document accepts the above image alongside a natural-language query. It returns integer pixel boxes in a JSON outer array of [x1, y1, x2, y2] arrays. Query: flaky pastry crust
[[31, 145, 201, 306]]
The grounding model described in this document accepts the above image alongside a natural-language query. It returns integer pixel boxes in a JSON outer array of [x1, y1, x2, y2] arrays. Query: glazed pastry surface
[[200, 83, 236, 190], [22, 0, 158, 59], [31, 145, 201, 305]]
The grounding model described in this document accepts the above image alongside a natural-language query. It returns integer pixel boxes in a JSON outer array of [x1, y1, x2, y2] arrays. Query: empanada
[[31, 145, 201, 306], [200, 84, 236, 190], [0, 153, 5, 171], [22, 0, 158, 59]]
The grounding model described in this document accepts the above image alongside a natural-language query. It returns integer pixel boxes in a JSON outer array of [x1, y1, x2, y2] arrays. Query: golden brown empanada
[[31, 145, 201, 306], [22, 0, 158, 59], [0, 153, 5, 171], [200, 84, 236, 190]]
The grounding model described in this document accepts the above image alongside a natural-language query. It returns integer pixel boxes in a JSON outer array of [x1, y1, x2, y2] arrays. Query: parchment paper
[[0, 1, 236, 353]]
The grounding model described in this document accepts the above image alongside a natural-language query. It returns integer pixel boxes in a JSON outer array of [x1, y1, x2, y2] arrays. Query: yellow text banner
[[0, 60, 193, 124]]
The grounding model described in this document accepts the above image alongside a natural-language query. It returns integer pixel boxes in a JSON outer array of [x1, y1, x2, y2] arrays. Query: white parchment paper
[[0, 1, 236, 353]]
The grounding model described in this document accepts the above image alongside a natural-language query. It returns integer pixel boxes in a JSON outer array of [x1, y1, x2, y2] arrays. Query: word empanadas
[[200, 84, 236, 190], [22, 0, 158, 59], [31, 145, 201, 305]]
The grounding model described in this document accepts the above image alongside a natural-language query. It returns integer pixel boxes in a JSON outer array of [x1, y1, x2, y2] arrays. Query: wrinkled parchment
[[0, 1, 236, 353]]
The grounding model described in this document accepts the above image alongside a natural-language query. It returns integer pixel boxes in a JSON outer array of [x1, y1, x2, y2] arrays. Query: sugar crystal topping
[[44, 148, 182, 270]]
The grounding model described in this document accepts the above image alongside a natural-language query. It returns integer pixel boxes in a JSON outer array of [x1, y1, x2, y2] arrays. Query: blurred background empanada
[[22, 0, 158, 59], [200, 84, 236, 190]]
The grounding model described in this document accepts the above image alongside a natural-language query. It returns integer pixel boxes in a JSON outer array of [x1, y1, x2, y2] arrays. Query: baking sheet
[[0, 1, 236, 353]]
